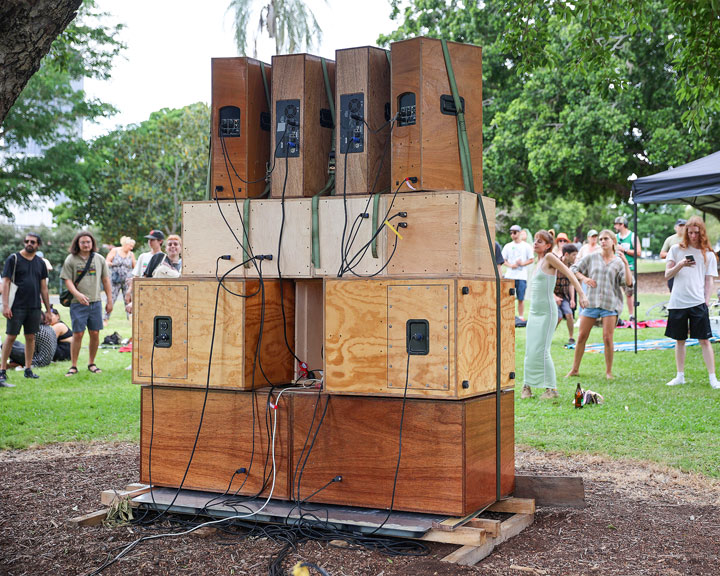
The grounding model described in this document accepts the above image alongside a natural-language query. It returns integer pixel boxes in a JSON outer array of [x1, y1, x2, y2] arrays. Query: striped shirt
[[571, 252, 628, 314]]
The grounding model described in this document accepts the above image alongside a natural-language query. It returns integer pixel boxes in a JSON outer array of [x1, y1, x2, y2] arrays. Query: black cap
[[144, 230, 165, 240]]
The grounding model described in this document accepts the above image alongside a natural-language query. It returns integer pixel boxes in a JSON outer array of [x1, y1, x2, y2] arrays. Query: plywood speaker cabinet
[[334, 46, 391, 195], [132, 278, 295, 388], [271, 54, 336, 198], [290, 390, 515, 516], [182, 199, 312, 279], [140, 386, 291, 499], [390, 37, 482, 192], [211, 57, 272, 199], [324, 277, 515, 398], [140, 386, 514, 516]]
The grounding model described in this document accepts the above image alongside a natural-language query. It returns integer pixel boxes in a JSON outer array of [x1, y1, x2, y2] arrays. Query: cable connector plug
[[398, 211, 408, 218], [360, 212, 370, 219], [332, 475, 343, 483], [397, 222, 408, 229], [236, 467, 247, 475], [220, 255, 232, 260], [256, 254, 274, 261]]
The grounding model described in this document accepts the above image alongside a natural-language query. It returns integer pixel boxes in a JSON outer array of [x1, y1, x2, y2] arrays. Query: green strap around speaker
[[371, 192, 382, 258], [311, 58, 338, 269], [442, 39, 503, 500], [242, 198, 252, 267], [440, 40, 474, 194], [205, 128, 213, 200], [260, 62, 271, 110]]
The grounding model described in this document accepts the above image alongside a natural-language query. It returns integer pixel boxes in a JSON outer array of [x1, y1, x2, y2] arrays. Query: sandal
[[88, 363, 102, 374], [65, 366, 78, 377]]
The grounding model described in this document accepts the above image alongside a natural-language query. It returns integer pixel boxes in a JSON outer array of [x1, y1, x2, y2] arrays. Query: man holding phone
[[664, 216, 719, 389]]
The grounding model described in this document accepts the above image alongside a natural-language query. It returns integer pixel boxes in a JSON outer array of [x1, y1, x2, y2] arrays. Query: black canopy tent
[[630, 150, 720, 351]]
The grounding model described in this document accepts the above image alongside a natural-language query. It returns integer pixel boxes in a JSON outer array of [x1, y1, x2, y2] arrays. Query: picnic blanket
[[565, 336, 720, 353], [617, 319, 667, 329]]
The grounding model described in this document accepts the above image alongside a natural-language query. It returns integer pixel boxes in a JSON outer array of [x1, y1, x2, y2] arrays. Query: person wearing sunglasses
[[1, 233, 52, 387]]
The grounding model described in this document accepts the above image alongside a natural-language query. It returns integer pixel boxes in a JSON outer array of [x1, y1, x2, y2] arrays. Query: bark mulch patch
[[1, 443, 719, 576]]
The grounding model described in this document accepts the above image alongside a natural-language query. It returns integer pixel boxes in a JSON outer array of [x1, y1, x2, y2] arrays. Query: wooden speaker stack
[[135, 36, 514, 518]]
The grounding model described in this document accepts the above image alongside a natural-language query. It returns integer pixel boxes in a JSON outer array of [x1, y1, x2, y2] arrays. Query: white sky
[[84, 0, 398, 139]]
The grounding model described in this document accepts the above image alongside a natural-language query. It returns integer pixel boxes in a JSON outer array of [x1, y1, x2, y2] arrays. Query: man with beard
[[0, 233, 52, 387]]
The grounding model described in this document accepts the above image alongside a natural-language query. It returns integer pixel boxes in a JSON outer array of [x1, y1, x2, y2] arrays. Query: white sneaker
[[666, 376, 686, 386], [710, 376, 720, 389]]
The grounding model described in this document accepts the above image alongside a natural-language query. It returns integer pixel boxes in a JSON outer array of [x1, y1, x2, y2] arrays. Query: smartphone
[[686, 255, 695, 262]]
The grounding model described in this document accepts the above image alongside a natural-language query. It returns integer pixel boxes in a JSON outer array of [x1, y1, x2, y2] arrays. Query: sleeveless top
[[109, 250, 134, 284]]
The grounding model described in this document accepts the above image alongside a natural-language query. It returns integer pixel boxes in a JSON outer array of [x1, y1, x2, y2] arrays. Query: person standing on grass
[[614, 216, 641, 320], [132, 229, 164, 278], [577, 229, 600, 260], [660, 219, 687, 292], [522, 231, 588, 400], [0, 233, 52, 387], [502, 224, 534, 321], [60, 231, 112, 376], [555, 243, 579, 345], [104, 236, 136, 325], [664, 216, 720, 389], [567, 230, 633, 380]]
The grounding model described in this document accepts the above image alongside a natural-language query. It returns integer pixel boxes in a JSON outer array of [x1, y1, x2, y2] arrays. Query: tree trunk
[[0, 0, 82, 125]]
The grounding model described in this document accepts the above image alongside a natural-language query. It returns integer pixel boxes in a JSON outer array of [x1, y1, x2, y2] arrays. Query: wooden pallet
[[435, 498, 535, 566]]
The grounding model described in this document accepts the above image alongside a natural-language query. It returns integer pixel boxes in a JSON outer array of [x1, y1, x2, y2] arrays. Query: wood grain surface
[[246, 198, 312, 277], [271, 54, 335, 197], [314, 195, 388, 277], [211, 57, 271, 199], [335, 46, 391, 195], [456, 279, 516, 397], [294, 280, 324, 377], [324, 277, 513, 399], [132, 278, 295, 389], [182, 201, 248, 278], [290, 391, 512, 515], [140, 386, 290, 498], [391, 37, 482, 192]]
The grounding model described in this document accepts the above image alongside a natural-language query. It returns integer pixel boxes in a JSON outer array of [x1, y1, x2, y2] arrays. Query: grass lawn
[[0, 310, 139, 449], [2, 290, 719, 479], [515, 292, 720, 477], [636, 259, 667, 273]]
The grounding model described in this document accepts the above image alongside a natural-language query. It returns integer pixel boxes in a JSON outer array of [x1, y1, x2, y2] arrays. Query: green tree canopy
[[0, 0, 124, 218], [54, 103, 211, 242], [379, 0, 720, 224]]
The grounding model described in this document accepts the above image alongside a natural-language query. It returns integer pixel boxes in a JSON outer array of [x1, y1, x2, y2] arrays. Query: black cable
[[341, 119, 395, 270], [338, 178, 407, 277], [366, 353, 411, 535], [143, 256, 255, 526], [336, 118, 395, 277], [276, 140, 303, 365]]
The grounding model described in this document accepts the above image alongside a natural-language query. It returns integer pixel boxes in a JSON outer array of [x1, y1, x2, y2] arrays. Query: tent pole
[[634, 202, 638, 354]]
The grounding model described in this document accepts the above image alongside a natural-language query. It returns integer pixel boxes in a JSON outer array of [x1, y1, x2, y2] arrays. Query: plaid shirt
[[571, 252, 627, 314]]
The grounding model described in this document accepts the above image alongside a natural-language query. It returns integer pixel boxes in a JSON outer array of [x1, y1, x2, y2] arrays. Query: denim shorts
[[557, 298, 573, 317], [514, 279, 527, 301], [580, 307, 617, 319], [70, 301, 103, 332]]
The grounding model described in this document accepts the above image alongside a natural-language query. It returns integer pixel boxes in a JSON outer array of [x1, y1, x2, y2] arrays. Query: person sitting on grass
[[567, 230, 633, 380], [664, 216, 720, 389]]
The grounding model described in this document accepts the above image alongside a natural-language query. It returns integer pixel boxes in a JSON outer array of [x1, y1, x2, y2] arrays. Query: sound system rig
[[134, 37, 516, 518]]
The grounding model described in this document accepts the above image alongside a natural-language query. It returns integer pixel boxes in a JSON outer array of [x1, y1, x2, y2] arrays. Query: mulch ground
[[1, 442, 719, 576]]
